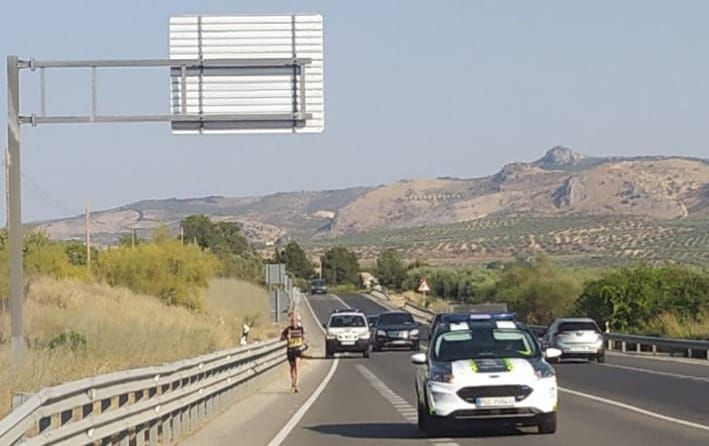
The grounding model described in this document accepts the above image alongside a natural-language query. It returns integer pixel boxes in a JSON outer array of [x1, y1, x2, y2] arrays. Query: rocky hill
[[36, 147, 709, 247]]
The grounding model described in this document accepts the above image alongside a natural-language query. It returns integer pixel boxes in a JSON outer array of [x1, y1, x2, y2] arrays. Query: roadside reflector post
[[621, 341, 626, 353], [652, 344, 657, 355]]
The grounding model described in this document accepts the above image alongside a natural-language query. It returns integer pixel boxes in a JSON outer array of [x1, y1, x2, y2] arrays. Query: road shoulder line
[[559, 386, 709, 433], [266, 294, 340, 446]]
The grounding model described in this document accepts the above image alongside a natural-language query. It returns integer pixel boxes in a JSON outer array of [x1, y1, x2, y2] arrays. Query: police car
[[411, 313, 561, 435]]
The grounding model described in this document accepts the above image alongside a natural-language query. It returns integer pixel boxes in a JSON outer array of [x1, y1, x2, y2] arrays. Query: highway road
[[278, 293, 709, 446]]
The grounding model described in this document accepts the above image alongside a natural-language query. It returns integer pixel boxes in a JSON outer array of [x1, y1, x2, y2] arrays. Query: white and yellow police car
[[411, 313, 561, 435]]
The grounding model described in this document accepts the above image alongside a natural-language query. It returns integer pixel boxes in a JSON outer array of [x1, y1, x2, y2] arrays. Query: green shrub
[[47, 330, 88, 351], [575, 264, 709, 333], [321, 247, 360, 286], [97, 238, 219, 310], [375, 249, 407, 290]]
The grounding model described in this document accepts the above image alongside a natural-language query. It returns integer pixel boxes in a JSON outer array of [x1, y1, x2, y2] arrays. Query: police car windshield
[[378, 313, 415, 325], [329, 315, 366, 327], [433, 327, 539, 362]]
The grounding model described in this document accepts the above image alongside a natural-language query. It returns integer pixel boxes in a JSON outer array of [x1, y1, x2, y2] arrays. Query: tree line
[[374, 248, 709, 338]]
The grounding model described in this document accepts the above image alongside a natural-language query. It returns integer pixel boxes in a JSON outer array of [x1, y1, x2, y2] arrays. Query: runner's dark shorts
[[287, 348, 303, 362]]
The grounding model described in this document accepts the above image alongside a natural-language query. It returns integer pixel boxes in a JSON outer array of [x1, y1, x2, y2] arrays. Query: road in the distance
[[281, 293, 709, 446]]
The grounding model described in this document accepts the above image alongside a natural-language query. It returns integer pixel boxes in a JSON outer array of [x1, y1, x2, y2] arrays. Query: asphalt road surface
[[279, 293, 709, 446]]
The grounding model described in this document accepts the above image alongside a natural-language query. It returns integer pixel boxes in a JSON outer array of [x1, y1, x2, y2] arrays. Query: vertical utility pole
[[131, 226, 136, 248], [85, 203, 91, 270], [180, 225, 184, 244], [7, 55, 25, 364]]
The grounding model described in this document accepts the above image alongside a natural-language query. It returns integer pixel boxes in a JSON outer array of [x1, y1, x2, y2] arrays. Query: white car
[[412, 315, 561, 435], [325, 309, 371, 358]]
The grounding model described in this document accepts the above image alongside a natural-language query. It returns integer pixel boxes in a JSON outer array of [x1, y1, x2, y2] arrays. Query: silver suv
[[543, 318, 605, 363], [325, 309, 371, 358]]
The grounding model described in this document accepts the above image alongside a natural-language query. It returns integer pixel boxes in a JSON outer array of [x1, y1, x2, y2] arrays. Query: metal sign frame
[[17, 57, 312, 128], [5, 13, 324, 363]]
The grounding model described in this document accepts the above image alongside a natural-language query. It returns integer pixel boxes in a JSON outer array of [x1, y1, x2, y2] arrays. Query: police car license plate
[[476, 397, 515, 407], [340, 340, 355, 346]]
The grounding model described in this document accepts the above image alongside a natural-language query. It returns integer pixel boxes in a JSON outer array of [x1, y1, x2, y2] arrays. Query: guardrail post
[[636, 343, 641, 353], [148, 420, 158, 446], [136, 426, 146, 446], [652, 344, 657, 355], [687, 348, 693, 358], [621, 341, 627, 353], [117, 430, 130, 446]]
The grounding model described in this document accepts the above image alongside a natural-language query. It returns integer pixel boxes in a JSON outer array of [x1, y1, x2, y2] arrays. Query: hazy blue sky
[[1, 0, 708, 222]]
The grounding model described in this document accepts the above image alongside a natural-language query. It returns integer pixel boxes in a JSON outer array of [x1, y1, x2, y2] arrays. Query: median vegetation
[[375, 249, 709, 339]]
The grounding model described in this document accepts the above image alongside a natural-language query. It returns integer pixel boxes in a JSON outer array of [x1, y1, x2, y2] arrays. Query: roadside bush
[[47, 330, 88, 351], [491, 258, 580, 325], [0, 231, 86, 302], [375, 249, 407, 290], [272, 241, 315, 279], [97, 238, 219, 310], [321, 247, 360, 286], [575, 264, 709, 334], [181, 215, 264, 282], [402, 266, 497, 302]]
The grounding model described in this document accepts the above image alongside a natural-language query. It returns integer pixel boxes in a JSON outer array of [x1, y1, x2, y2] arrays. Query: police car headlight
[[430, 364, 454, 383], [410, 329, 420, 337], [376, 329, 386, 337], [534, 367, 556, 380], [359, 332, 370, 339], [326, 332, 337, 340]]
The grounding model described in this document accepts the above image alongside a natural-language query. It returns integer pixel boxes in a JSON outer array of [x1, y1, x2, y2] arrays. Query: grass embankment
[[0, 276, 274, 418]]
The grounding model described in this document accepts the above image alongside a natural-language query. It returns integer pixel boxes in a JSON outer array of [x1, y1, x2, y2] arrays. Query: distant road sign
[[417, 279, 431, 294], [169, 14, 324, 134], [265, 263, 286, 285]]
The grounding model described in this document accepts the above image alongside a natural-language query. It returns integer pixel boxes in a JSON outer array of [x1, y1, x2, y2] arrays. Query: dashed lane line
[[599, 362, 709, 383], [356, 365, 460, 446]]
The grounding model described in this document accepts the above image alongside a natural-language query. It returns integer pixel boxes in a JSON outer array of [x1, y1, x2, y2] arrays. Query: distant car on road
[[324, 309, 371, 358], [543, 318, 605, 363], [411, 315, 561, 435], [372, 311, 420, 351], [310, 278, 328, 295]]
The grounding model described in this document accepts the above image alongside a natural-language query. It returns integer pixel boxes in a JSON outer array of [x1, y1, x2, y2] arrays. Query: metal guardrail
[[0, 339, 286, 445], [401, 302, 709, 360]]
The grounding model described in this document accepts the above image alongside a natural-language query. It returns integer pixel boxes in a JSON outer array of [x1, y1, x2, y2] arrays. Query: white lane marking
[[356, 365, 460, 446], [607, 350, 709, 367], [267, 358, 339, 446], [359, 292, 398, 311], [600, 362, 709, 383], [330, 292, 351, 309], [267, 290, 340, 446], [559, 387, 709, 432]]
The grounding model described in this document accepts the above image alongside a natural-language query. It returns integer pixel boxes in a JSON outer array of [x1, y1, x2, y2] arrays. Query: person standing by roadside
[[281, 312, 306, 393], [240, 320, 250, 345]]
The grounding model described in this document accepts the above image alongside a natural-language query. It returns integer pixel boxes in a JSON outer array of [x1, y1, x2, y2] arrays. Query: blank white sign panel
[[169, 14, 324, 134]]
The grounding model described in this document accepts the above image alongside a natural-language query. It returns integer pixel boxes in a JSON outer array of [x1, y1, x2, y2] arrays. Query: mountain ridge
[[36, 148, 709, 246]]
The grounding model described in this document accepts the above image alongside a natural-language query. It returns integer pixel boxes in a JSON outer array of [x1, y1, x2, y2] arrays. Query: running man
[[281, 312, 306, 393]]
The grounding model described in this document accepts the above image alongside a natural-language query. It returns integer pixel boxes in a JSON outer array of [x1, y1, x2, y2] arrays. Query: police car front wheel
[[537, 412, 557, 434]]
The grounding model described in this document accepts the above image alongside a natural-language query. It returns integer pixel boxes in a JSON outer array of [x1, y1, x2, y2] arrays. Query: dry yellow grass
[[650, 312, 709, 339], [0, 276, 274, 418]]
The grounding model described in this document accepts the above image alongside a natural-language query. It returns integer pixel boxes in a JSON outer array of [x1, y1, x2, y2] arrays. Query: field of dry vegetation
[[0, 276, 274, 418]]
